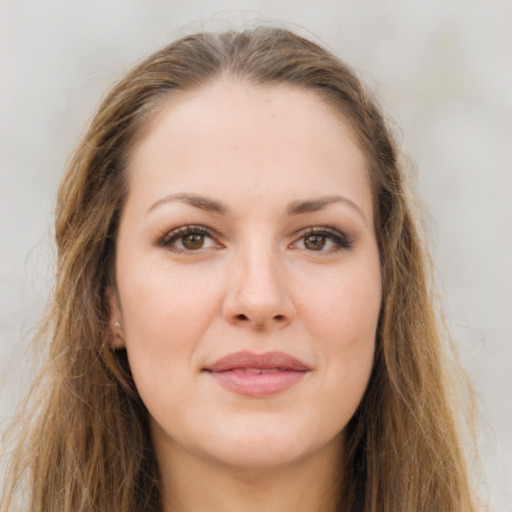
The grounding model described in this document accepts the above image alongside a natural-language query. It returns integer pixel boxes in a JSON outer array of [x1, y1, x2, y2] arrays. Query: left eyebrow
[[286, 196, 367, 224]]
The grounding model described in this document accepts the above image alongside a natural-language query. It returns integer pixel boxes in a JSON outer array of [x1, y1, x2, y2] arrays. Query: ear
[[107, 287, 126, 349]]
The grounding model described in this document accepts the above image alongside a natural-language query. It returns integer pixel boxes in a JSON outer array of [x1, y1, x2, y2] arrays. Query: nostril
[[231, 313, 288, 325]]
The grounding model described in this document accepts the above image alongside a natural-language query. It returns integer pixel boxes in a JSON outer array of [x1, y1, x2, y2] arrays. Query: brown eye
[[293, 227, 353, 253], [157, 225, 220, 252], [303, 234, 327, 251], [182, 233, 205, 250]]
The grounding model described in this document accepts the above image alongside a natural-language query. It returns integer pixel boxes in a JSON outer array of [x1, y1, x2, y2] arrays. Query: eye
[[157, 225, 221, 252], [293, 227, 352, 252]]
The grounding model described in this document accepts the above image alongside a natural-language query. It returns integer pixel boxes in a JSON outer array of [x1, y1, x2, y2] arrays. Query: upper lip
[[205, 350, 310, 372]]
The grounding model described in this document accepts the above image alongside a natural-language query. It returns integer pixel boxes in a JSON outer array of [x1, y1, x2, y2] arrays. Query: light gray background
[[1, 1, 510, 510]]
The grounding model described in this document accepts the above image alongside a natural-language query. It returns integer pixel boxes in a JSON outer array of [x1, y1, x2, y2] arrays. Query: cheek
[[302, 259, 381, 346], [120, 259, 220, 337], [117, 262, 222, 392], [297, 257, 381, 411]]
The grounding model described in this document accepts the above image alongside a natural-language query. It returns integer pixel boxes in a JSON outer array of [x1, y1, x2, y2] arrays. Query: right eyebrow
[[147, 193, 228, 215]]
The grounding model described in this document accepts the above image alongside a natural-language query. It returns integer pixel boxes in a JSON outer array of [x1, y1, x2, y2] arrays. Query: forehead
[[125, 79, 372, 218], [130, 78, 365, 163]]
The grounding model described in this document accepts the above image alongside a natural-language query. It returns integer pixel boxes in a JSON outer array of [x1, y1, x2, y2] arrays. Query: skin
[[110, 79, 382, 512]]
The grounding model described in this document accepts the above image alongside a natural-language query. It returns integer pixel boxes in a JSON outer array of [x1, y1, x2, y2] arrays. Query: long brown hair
[[2, 27, 480, 511]]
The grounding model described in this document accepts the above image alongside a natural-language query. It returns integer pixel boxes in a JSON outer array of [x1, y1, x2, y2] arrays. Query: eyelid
[[290, 225, 353, 251], [155, 224, 223, 251]]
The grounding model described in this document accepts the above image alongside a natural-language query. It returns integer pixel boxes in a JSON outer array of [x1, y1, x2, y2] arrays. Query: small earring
[[114, 321, 122, 329]]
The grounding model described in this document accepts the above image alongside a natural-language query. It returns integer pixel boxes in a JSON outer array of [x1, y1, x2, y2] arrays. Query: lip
[[203, 350, 310, 397]]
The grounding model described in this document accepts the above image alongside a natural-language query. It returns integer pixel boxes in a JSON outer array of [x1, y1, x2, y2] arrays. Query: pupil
[[305, 235, 326, 250], [183, 234, 204, 250]]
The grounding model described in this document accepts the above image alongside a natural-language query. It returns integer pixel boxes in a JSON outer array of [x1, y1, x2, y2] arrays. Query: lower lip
[[208, 370, 308, 397]]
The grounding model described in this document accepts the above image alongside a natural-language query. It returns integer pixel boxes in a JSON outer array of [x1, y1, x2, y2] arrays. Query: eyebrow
[[147, 193, 228, 215], [147, 192, 366, 223], [287, 196, 367, 223]]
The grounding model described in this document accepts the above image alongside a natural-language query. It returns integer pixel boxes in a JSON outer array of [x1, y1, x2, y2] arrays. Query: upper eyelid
[[290, 225, 354, 249], [292, 225, 349, 239], [166, 224, 212, 236], [157, 224, 219, 246], [300, 226, 341, 234]]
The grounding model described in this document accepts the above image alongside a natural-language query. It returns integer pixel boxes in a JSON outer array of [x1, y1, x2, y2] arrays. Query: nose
[[222, 246, 295, 330]]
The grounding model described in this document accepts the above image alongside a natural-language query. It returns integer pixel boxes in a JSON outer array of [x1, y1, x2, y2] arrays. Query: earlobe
[[107, 287, 126, 349]]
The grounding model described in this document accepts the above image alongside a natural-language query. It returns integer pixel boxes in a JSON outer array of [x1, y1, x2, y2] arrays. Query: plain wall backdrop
[[1, 1, 511, 509]]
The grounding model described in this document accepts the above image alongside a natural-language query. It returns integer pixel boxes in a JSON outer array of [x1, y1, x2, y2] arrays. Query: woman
[[1, 27, 479, 511]]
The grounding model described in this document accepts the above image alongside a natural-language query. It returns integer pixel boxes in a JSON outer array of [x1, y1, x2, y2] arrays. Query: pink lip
[[204, 351, 310, 397]]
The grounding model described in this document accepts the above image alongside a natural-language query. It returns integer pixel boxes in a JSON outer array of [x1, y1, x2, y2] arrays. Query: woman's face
[[111, 80, 381, 471]]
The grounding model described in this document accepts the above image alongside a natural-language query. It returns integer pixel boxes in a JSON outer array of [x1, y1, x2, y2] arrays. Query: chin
[[194, 422, 343, 472]]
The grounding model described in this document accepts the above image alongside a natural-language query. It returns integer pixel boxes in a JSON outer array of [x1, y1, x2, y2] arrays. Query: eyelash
[[293, 226, 353, 253], [156, 224, 219, 252], [155, 224, 353, 253]]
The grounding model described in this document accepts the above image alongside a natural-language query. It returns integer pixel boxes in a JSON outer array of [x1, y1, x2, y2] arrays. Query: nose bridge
[[223, 234, 293, 328], [242, 239, 280, 297]]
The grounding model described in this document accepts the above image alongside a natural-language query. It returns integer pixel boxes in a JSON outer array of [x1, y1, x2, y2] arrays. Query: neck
[[157, 438, 343, 512]]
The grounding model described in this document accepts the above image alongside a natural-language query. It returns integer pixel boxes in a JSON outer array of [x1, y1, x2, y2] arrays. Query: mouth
[[203, 351, 311, 397]]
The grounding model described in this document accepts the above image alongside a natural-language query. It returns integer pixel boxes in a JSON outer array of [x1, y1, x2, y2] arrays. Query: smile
[[203, 351, 310, 397]]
